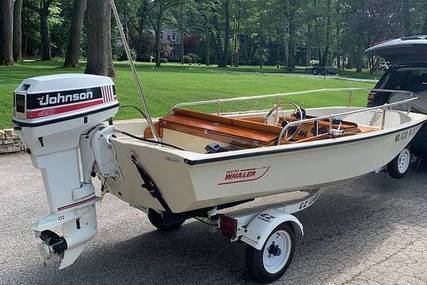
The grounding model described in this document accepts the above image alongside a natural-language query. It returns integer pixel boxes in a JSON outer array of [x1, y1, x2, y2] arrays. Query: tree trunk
[[40, 2, 51, 60], [180, 0, 184, 65], [258, 22, 262, 69], [335, 1, 341, 69], [212, 15, 223, 66], [64, 0, 86, 68], [401, 0, 410, 36], [85, 0, 114, 77], [155, 15, 162, 67], [205, 27, 210, 66], [13, 0, 22, 62], [0, 0, 14, 65], [423, 10, 427, 34], [219, 0, 230, 68], [321, 0, 331, 66], [306, 23, 311, 66], [136, 1, 149, 61], [356, 41, 363, 73], [287, 11, 296, 70]]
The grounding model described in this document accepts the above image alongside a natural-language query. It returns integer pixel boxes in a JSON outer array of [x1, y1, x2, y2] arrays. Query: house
[[159, 29, 182, 61]]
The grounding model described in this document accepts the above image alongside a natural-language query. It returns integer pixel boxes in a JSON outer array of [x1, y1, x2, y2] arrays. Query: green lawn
[[338, 68, 384, 80], [0, 60, 375, 128]]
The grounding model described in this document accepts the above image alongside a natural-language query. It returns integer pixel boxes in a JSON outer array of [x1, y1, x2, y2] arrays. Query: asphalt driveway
[[0, 153, 426, 285]]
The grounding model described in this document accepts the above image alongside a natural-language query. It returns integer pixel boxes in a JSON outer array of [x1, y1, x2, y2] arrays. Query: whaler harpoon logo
[[218, 167, 270, 185], [37, 91, 94, 107]]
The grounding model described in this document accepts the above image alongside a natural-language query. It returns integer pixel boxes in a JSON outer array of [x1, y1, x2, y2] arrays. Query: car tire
[[312, 68, 319, 75], [387, 147, 412, 179]]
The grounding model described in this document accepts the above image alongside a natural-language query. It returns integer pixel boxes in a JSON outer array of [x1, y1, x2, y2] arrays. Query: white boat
[[108, 90, 425, 214], [12, 76, 426, 283], [11, 3, 427, 281]]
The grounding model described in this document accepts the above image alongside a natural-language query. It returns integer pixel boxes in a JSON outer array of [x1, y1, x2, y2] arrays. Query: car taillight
[[219, 215, 237, 239]]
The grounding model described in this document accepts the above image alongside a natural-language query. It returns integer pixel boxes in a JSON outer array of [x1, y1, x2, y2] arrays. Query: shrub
[[183, 55, 192, 64], [188, 53, 200, 63]]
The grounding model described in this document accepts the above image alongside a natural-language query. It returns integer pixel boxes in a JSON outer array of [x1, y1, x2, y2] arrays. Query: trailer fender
[[240, 208, 303, 250]]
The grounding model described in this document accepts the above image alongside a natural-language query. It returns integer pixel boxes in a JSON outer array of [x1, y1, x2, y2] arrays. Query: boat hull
[[108, 120, 424, 214]]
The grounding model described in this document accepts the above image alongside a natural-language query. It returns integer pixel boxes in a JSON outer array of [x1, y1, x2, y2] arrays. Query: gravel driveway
[[0, 153, 426, 285]]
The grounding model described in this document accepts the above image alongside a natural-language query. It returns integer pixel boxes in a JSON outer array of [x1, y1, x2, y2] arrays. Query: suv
[[366, 36, 427, 176]]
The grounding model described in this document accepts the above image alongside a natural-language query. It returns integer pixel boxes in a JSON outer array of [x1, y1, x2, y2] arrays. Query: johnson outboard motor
[[12, 74, 119, 268]]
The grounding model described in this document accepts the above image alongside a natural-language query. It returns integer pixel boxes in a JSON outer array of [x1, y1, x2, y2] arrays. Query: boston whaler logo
[[218, 166, 270, 185], [37, 91, 94, 107]]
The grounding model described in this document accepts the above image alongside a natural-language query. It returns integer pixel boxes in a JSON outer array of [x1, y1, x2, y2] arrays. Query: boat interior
[[142, 106, 380, 153]]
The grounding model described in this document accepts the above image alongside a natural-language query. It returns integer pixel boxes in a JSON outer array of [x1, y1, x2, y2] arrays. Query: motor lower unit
[[13, 74, 119, 268]]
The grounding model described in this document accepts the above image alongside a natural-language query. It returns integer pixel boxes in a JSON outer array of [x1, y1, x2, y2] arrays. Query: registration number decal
[[395, 128, 414, 143]]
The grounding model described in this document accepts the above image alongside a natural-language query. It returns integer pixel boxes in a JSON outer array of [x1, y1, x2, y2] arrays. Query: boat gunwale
[[183, 120, 425, 166], [114, 113, 426, 166]]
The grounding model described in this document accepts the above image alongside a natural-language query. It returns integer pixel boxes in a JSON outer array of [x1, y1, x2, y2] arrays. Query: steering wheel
[[264, 102, 305, 141], [264, 102, 304, 124]]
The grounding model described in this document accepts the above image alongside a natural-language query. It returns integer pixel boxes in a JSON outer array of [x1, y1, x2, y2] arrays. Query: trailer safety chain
[[129, 152, 173, 214]]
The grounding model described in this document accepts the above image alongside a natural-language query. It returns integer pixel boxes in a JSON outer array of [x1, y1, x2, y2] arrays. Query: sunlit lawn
[[0, 60, 375, 128]]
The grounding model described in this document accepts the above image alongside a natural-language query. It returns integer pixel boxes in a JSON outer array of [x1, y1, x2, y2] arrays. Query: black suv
[[366, 36, 427, 161]]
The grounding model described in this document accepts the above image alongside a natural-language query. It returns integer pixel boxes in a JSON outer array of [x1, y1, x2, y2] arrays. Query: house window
[[171, 32, 177, 42]]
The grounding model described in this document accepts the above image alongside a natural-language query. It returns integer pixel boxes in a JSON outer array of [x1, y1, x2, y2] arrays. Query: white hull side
[[108, 120, 423, 213]]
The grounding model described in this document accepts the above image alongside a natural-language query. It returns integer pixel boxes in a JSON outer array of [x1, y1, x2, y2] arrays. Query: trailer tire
[[148, 209, 184, 231], [387, 147, 411, 179], [245, 223, 295, 283], [312, 68, 319, 75]]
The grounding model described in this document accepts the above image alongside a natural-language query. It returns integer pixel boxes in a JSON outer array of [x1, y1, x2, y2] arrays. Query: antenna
[[110, 0, 160, 141]]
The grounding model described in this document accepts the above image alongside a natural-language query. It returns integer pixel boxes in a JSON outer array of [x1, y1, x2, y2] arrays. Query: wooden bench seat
[[144, 108, 375, 149], [158, 109, 283, 148]]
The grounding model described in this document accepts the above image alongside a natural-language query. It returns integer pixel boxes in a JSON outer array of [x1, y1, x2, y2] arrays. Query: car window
[[386, 68, 427, 93]]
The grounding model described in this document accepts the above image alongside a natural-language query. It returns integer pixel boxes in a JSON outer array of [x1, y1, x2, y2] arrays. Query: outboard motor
[[12, 74, 119, 268]]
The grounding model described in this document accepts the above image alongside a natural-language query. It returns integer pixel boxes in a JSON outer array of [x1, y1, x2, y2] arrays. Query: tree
[[39, 0, 54, 60], [321, 0, 331, 66], [400, 0, 410, 36], [0, 0, 14, 65], [13, 0, 23, 62], [64, 0, 86, 67], [147, 0, 178, 67], [27, 0, 55, 60], [283, 0, 302, 70], [179, 0, 184, 64], [85, 0, 114, 77], [219, 0, 230, 67]]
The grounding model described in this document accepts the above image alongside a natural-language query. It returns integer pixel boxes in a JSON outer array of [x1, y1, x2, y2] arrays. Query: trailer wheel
[[388, 147, 411, 179], [148, 209, 184, 231], [245, 223, 295, 283], [312, 68, 319, 75]]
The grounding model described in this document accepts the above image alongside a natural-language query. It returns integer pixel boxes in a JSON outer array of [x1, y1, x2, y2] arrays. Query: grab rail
[[168, 87, 368, 115], [276, 89, 417, 145], [167, 87, 416, 145]]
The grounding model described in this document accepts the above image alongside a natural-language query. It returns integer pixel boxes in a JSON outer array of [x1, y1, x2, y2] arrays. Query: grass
[[0, 60, 375, 128], [338, 68, 384, 80]]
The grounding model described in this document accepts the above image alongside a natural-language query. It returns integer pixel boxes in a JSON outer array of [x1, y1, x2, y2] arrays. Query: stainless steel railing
[[167, 87, 417, 145], [276, 89, 416, 145], [168, 87, 368, 115]]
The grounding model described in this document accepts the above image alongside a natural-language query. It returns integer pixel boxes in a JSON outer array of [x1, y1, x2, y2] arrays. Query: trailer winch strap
[[129, 153, 173, 214]]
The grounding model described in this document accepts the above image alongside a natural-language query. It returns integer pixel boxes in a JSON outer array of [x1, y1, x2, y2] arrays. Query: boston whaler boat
[[11, 2, 427, 282], [12, 76, 426, 282]]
